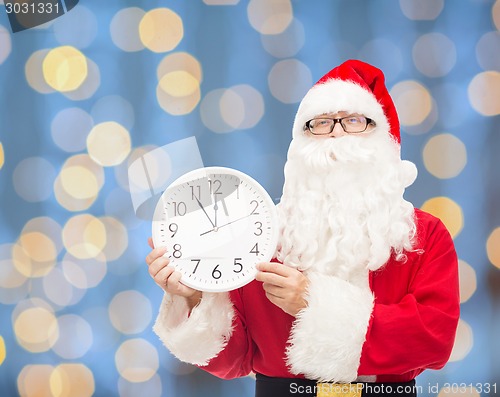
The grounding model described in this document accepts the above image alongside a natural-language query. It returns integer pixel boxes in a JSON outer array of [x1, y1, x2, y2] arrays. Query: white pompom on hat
[[293, 60, 400, 144]]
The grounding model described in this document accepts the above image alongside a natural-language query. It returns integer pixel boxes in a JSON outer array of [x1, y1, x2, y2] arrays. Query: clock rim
[[151, 166, 279, 293]]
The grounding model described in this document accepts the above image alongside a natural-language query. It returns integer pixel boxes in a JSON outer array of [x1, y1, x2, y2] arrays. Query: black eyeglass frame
[[304, 116, 376, 135]]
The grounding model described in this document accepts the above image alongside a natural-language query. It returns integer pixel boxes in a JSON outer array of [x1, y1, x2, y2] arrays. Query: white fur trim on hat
[[293, 79, 390, 139], [286, 272, 374, 382], [153, 292, 235, 366]]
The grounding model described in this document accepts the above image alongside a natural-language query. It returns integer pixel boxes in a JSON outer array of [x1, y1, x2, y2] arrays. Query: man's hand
[[256, 262, 309, 317], [146, 237, 202, 310]]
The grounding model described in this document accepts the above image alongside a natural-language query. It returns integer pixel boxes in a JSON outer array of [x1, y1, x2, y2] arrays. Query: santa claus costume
[[153, 60, 460, 397]]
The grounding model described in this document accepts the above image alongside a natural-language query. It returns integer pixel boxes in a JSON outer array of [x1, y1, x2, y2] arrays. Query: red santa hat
[[292, 59, 400, 144]]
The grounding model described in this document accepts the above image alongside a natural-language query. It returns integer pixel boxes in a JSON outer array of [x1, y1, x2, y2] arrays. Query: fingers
[[255, 269, 286, 287], [151, 265, 175, 289], [145, 241, 201, 302], [262, 281, 307, 317], [255, 262, 288, 288], [257, 262, 295, 277], [166, 270, 188, 295], [145, 246, 167, 266], [149, 261, 187, 295], [256, 262, 303, 288], [148, 253, 170, 279], [163, 269, 200, 299], [146, 246, 171, 289], [147, 256, 187, 295], [264, 291, 284, 308], [262, 282, 284, 299], [256, 262, 309, 317]]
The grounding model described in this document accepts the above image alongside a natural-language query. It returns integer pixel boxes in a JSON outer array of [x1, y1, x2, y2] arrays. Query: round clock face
[[152, 167, 279, 292]]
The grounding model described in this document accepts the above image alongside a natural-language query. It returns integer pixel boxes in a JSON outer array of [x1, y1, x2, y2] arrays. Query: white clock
[[152, 167, 279, 292]]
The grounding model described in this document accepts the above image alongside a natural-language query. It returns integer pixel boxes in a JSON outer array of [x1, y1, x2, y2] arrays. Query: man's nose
[[329, 122, 347, 138]]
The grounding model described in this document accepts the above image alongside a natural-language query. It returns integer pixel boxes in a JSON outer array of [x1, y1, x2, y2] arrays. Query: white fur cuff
[[286, 272, 374, 382], [153, 292, 235, 366]]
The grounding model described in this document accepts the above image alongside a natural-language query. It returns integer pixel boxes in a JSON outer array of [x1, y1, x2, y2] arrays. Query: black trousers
[[255, 374, 418, 397]]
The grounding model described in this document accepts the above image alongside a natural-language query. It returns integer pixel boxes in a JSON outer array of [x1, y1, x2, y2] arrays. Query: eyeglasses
[[304, 116, 375, 135]]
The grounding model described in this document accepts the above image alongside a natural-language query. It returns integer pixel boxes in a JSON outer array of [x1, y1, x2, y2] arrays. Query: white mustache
[[288, 133, 397, 171]]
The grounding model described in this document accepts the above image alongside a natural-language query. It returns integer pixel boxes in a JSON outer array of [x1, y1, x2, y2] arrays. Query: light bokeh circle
[[14, 307, 59, 353], [51, 107, 94, 153], [487, 227, 500, 269], [42, 46, 88, 92], [420, 196, 463, 238], [87, 122, 132, 167], [476, 31, 500, 71], [247, 0, 293, 35], [62, 214, 107, 260], [62, 58, 101, 101], [261, 18, 305, 58], [54, 154, 104, 212], [100, 217, 129, 262], [422, 133, 467, 179], [0, 336, 5, 366], [413, 33, 456, 77], [53, 5, 98, 49], [25, 49, 55, 94], [0, 243, 27, 289], [390, 80, 433, 126], [50, 364, 95, 397], [448, 318, 473, 362], [139, 8, 183, 53], [110, 7, 146, 52], [468, 71, 500, 116], [13, 157, 56, 202], [60, 166, 99, 200], [399, 0, 444, 20], [43, 267, 83, 308], [0, 24, 11, 65], [115, 339, 159, 383], [117, 375, 162, 397], [494, 0, 500, 30], [201, 85, 265, 132], [458, 260, 476, 303], [268, 59, 312, 104], [157, 52, 202, 83], [200, 86, 264, 133], [62, 253, 107, 289], [91, 95, 135, 131], [0, 142, 4, 170], [108, 290, 152, 334], [204, 0, 239, 4], [17, 365, 54, 397], [52, 315, 93, 359]]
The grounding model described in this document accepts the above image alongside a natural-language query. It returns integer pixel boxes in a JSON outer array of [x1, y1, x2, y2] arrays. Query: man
[[146, 60, 460, 397]]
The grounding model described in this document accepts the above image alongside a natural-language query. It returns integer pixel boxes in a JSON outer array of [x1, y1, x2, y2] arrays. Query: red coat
[[154, 209, 460, 383]]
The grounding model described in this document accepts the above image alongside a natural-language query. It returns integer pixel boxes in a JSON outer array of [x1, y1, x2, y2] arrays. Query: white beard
[[276, 132, 418, 282]]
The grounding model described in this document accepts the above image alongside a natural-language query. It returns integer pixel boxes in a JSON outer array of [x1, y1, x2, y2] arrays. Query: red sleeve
[[197, 289, 254, 380], [358, 214, 460, 379]]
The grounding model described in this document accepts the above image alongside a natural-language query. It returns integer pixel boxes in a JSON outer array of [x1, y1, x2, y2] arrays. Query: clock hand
[[220, 197, 229, 216], [194, 196, 215, 228], [213, 193, 227, 228], [200, 212, 253, 236], [213, 195, 218, 228]]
